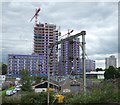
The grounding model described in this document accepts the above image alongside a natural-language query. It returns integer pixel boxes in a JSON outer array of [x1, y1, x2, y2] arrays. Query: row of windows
[[9, 56, 42, 59]]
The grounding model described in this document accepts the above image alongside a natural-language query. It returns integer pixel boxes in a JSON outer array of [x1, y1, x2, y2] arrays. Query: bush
[[65, 81, 120, 104], [2, 96, 21, 103], [21, 92, 54, 105]]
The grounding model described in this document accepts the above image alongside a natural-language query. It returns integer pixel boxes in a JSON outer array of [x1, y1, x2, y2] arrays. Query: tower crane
[[30, 7, 41, 25], [65, 29, 74, 37], [60, 29, 74, 39]]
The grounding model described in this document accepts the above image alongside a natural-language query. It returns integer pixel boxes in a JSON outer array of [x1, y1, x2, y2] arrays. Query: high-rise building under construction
[[34, 23, 58, 76], [59, 38, 80, 76]]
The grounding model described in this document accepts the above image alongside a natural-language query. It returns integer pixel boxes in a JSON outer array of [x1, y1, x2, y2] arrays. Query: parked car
[[16, 85, 20, 88], [6, 90, 13, 96], [12, 89, 17, 94], [14, 87, 21, 91], [19, 84, 22, 87], [16, 88, 21, 91]]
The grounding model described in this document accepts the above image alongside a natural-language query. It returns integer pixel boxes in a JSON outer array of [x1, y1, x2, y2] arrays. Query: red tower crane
[[30, 7, 41, 25]]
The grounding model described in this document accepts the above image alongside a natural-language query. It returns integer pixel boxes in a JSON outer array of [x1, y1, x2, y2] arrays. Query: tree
[[104, 66, 118, 79], [2, 63, 7, 75], [20, 70, 32, 91], [115, 67, 120, 78], [34, 76, 42, 84], [96, 68, 103, 71]]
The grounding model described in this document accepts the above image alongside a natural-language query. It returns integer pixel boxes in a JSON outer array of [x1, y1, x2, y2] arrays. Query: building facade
[[7, 53, 46, 77], [80, 59, 95, 72], [105, 55, 117, 69], [34, 23, 58, 76], [59, 38, 80, 76]]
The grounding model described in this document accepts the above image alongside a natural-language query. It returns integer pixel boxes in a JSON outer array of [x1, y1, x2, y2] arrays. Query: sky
[[1, 2, 118, 69]]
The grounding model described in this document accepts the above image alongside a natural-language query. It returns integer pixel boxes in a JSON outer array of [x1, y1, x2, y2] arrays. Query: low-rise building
[[86, 71, 105, 79], [32, 81, 60, 93]]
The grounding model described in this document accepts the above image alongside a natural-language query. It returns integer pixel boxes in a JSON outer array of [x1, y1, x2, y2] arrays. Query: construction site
[[31, 7, 87, 105], [2, 2, 120, 105]]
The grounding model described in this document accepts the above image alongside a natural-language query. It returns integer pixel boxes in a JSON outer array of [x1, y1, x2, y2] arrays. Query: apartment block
[[34, 23, 58, 75], [59, 38, 80, 76], [105, 55, 116, 69], [80, 59, 95, 72], [7, 53, 46, 77]]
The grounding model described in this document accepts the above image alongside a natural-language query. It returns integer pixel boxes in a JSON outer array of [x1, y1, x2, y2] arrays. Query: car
[[15, 87, 21, 91], [16, 85, 20, 88], [14, 88, 17, 91], [19, 84, 22, 87], [6, 90, 13, 96], [12, 90, 17, 94]]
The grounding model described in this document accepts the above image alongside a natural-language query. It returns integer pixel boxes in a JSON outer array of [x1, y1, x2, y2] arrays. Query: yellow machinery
[[55, 94, 65, 103]]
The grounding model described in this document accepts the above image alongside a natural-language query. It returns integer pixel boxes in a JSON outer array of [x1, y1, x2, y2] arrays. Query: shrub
[[65, 81, 120, 104], [21, 92, 54, 105]]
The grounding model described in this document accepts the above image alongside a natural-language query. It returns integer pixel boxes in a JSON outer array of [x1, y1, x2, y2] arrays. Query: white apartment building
[[105, 55, 117, 69]]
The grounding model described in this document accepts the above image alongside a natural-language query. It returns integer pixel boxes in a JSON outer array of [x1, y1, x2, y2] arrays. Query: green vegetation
[[104, 66, 120, 79], [21, 92, 54, 104], [2, 66, 120, 104], [2, 86, 15, 96], [65, 80, 120, 104], [33, 76, 42, 84], [20, 70, 33, 91], [96, 68, 103, 71], [2, 78, 120, 104], [2, 91, 54, 104], [1, 63, 7, 75], [2, 95, 21, 103], [19, 70, 48, 91]]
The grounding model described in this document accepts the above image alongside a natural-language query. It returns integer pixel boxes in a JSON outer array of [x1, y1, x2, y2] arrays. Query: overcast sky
[[1, 2, 118, 69]]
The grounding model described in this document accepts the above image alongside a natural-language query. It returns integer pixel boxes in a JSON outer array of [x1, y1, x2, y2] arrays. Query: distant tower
[[80, 59, 95, 72], [105, 55, 117, 69], [59, 38, 80, 76], [34, 23, 58, 76]]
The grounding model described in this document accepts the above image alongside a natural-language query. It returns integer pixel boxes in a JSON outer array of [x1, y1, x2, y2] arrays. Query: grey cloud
[[2, 2, 118, 68]]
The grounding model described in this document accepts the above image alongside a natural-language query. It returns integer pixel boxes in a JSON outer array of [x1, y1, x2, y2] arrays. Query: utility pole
[[47, 31, 86, 105], [47, 48, 50, 105], [82, 32, 86, 94]]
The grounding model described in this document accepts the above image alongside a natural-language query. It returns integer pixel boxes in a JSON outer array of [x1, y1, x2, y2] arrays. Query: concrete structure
[[7, 53, 46, 77], [86, 71, 105, 79], [34, 23, 58, 76], [59, 38, 80, 76], [80, 59, 95, 72], [105, 55, 117, 69]]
